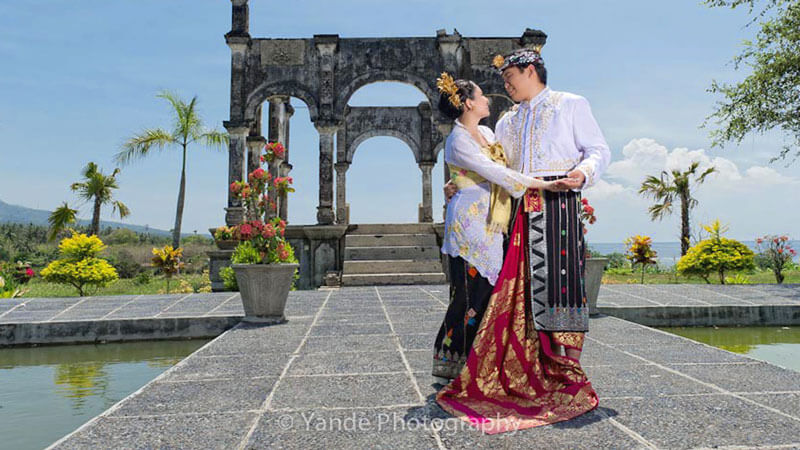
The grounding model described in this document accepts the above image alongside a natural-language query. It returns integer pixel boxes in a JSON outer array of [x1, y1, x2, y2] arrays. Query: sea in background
[[588, 240, 800, 268]]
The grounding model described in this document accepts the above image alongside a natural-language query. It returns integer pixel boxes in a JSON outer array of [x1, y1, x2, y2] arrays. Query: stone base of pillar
[[418, 204, 433, 223], [316, 207, 335, 225], [225, 207, 246, 226], [285, 224, 348, 289], [207, 249, 234, 292]]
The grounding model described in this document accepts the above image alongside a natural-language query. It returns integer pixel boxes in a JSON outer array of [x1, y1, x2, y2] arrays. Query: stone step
[[345, 234, 437, 248], [344, 246, 441, 261], [343, 259, 443, 275], [348, 223, 436, 235], [341, 272, 447, 286]]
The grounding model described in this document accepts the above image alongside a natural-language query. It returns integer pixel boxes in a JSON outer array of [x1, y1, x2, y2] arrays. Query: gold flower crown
[[436, 72, 462, 109]]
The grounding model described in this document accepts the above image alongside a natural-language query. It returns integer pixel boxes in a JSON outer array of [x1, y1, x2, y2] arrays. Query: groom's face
[[502, 66, 535, 102]]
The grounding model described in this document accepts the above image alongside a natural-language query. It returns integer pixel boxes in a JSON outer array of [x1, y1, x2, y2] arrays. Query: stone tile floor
[[3, 284, 799, 327], [43, 285, 800, 449]]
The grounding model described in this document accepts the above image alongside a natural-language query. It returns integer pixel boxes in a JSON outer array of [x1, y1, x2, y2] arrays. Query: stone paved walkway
[[45, 286, 800, 449]]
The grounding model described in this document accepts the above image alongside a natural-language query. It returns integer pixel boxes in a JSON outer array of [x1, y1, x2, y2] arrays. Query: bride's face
[[465, 84, 491, 119]]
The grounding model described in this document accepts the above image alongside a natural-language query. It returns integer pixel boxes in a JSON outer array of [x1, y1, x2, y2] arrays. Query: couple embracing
[[432, 47, 610, 433]]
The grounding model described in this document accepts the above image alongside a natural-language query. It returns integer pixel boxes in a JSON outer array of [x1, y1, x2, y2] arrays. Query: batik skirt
[[432, 256, 494, 379], [524, 179, 589, 332]]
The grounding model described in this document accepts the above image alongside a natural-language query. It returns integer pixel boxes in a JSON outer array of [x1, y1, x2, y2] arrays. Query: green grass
[[16, 273, 217, 298], [603, 268, 800, 285]]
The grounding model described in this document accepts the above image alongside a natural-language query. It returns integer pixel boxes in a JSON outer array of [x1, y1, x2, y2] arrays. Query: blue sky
[[0, 1, 796, 243]]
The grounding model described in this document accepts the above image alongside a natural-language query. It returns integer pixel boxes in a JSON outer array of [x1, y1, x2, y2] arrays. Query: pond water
[[0, 339, 210, 450], [661, 326, 800, 372]]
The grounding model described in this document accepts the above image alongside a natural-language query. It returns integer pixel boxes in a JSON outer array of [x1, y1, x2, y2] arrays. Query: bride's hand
[[529, 179, 561, 192]]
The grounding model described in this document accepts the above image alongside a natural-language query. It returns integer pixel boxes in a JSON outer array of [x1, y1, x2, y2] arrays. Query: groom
[[446, 47, 610, 360]]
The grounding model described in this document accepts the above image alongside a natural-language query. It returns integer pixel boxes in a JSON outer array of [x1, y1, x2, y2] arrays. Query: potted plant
[[229, 142, 298, 323], [580, 198, 606, 316], [13, 260, 35, 284], [212, 226, 238, 250]]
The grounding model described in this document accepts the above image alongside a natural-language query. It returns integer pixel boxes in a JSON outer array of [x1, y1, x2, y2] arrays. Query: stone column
[[246, 135, 266, 221], [334, 162, 350, 224], [316, 125, 337, 225], [278, 162, 292, 221], [246, 135, 265, 178], [268, 96, 294, 221], [419, 162, 434, 223], [225, 1, 250, 125], [222, 123, 250, 226]]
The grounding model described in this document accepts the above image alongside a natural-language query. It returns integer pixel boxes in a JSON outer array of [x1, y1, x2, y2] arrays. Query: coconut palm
[[638, 162, 716, 256], [48, 163, 130, 240], [115, 91, 229, 248]]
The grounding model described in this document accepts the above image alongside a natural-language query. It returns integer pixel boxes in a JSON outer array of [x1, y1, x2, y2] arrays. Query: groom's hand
[[444, 180, 458, 203], [552, 170, 586, 191]]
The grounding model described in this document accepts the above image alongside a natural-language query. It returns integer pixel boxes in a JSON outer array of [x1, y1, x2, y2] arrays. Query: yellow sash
[[449, 142, 512, 234]]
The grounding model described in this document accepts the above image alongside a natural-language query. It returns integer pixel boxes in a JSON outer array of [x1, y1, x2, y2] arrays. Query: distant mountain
[[0, 198, 176, 236]]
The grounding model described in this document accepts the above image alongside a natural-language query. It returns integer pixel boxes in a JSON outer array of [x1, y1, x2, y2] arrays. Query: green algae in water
[[0, 339, 209, 450], [661, 326, 800, 372]]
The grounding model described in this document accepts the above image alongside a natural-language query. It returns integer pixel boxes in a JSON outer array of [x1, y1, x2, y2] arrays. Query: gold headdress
[[436, 72, 462, 109]]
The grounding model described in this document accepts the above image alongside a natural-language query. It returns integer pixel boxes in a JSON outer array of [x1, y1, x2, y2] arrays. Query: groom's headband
[[492, 47, 544, 73]]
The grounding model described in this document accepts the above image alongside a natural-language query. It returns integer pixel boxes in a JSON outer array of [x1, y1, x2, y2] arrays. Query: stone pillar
[[278, 162, 292, 221], [334, 162, 350, 224], [222, 123, 250, 226], [315, 125, 337, 225], [268, 96, 294, 221], [245, 135, 266, 221], [419, 162, 434, 223], [246, 135, 265, 178], [223, 0, 251, 226], [225, 1, 250, 125]]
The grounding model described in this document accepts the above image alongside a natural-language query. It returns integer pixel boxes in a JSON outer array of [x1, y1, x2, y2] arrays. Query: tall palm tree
[[638, 162, 716, 256], [115, 91, 229, 248], [48, 162, 130, 240]]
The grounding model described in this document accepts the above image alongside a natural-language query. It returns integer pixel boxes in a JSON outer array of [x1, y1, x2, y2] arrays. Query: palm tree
[[638, 162, 716, 256], [115, 91, 229, 248], [48, 163, 130, 240]]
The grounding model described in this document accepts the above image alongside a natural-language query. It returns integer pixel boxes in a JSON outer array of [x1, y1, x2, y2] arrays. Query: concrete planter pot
[[232, 263, 298, 323], [585, 258, 607, 317], [215, 239, 239, 250]]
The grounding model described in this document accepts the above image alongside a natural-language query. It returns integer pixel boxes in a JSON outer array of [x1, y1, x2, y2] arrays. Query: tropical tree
[[48, 162, 130, 241], [638, 162, 716, 256], [704, 0, 800, 164], [115, 91, 229, 248]]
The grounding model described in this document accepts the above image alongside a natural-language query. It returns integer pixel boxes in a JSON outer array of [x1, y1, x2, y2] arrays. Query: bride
[[432, 73, 555, 379]]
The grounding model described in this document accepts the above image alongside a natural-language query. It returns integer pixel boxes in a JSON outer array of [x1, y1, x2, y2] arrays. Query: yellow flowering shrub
[[41, 232, 118, 296], [677, 220, 755, 285], [58, 232, 107, 259]]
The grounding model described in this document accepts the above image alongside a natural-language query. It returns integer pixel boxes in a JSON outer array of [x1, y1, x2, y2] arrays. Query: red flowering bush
[[756, 235, 796, 284], [228, 142, 297, 265], [580, 198, 596, 235]]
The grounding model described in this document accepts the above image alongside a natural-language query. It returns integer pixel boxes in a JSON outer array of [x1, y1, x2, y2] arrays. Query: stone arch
[[347, 130, 420, 163], [336, 71, 439, 119], [245, 81, 319, 124]]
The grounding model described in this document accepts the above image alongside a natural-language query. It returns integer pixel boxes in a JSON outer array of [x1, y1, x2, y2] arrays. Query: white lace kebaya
[[441, 120, 538, 285], [495, 87, 610, 188]]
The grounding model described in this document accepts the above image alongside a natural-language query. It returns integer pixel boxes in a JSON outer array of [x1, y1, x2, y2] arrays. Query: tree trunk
[[172, 144, 187, 249], [680, 191, 690, 256], [719, 269, 726, 284], [91, 196, 102, 236]]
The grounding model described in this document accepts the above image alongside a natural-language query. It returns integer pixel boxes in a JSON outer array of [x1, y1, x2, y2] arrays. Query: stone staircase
[[341, 224, 447, 286]]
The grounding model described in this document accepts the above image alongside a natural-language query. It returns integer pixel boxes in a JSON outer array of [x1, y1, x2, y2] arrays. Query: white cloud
[[583, 137, 800, 242]]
